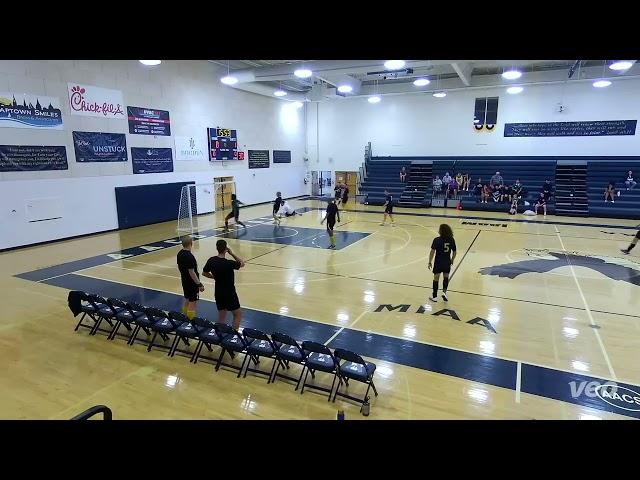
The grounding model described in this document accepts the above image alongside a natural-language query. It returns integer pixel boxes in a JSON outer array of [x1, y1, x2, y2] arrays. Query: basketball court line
[[554, 225, 617, 380]]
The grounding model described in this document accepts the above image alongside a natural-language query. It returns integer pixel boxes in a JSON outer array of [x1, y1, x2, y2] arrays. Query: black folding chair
[[167, 312, 198, 357], [125, 302, 152, 345], [241, 328, 286, 382], [106, 298, 136, 340], [88, 294, 118, 336], [332, 348, 379, 413], [190, 318, 223, 364], [270, 332, 308, 389], [213, 323, 250, 377], [146, 308, 181, 352], [73, 292, 104, 333], [299, 341, 340, 400], [128, 306, 164, 347]]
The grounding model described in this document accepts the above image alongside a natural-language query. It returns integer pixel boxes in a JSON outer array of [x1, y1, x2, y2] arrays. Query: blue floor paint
[[327, 328, 517, 390], [219, 223, 370, 250]]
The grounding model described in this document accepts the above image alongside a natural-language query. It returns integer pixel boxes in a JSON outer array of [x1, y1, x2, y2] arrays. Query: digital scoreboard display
[[207, 127, 238, 161]]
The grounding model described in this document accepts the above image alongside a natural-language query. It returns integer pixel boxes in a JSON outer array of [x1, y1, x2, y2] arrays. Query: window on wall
[[474, 96, 499, 131]]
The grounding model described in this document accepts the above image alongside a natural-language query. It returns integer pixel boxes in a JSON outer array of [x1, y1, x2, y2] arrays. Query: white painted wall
[[307, 78, 640, 170], [0, 60, 308, 249]]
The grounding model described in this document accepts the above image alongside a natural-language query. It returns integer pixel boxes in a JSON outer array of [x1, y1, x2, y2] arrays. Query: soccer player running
[[428, 224, 457, 302], [202, 239, 245, 329], [223, 194, 246, 232], [621, 228, 640, 254], [176, 236, 204, 319], [272, 191, 284, 225], [380, 189, 396, 226], [320, 199, 341, 249]]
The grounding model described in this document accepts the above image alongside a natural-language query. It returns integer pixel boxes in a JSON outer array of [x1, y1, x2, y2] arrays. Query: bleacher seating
[[360, 160, 411, 205], [432, 160, 557, 214], [587, 162, 640, 219]]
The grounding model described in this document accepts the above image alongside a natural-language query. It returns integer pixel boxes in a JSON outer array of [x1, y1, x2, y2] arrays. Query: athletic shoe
[[379, 223, 385, 226], [442, 292, 448, 301], [621, 249, 630, 255], [428, 296, 438, 303], [328, 245, 335, 249]]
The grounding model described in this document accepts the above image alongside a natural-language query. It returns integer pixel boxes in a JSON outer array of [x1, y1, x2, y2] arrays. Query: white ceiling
[[208, 60, 639, 101]]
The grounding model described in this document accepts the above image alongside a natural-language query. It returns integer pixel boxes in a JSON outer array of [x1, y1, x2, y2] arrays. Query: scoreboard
[[207, 127, 238, 161]]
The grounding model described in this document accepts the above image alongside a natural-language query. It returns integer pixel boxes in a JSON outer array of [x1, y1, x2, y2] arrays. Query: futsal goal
[[177, 180, 236, 234]]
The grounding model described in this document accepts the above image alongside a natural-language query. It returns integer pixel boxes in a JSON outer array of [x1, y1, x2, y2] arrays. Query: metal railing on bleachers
[[71, 404, 113, 420]]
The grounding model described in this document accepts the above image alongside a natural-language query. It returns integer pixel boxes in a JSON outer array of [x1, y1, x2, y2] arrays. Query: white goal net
[[177, 180, 236, 234]]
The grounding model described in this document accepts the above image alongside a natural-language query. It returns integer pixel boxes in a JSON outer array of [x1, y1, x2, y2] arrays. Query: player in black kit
[[380, 189, 396, 226], [428, 224, 457, 302], [224, 194, 246, 231], [621, 228, 640, 254], [320, 199, 341, 249], [273, 191, 283, 225]]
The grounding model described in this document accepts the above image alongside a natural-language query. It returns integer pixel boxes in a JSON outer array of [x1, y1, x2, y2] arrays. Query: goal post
[[177, 180, 236, 234]]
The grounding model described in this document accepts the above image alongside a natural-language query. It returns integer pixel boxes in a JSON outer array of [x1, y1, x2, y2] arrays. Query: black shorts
[[385, 205, 393, 214], [433, 260, 451, 275], [342, 196, 348, 204], [215, 291, 241, 311], [182, 282, 199, 302], [634, 230, 640, 240], [327, 218, 336, 231], [226, 211, 239, 221]]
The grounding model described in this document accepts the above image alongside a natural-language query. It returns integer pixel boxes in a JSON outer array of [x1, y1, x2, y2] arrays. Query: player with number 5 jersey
[[428, 224, 457, 303]]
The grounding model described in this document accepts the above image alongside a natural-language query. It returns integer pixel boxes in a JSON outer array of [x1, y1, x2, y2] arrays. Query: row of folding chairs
[[71, 291, 378, 413]]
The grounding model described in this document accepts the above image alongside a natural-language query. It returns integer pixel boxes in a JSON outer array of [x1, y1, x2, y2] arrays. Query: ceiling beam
[[451, 62, 473, 86]]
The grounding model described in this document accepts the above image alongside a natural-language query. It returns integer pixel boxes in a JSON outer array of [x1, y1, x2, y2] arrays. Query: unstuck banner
[[0, 145, 68, 172], [73, 131, 128, 162], [131, 147, 173, 174]]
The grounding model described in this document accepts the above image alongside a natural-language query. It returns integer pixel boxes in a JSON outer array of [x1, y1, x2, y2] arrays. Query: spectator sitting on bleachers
[[442, 172, 452, 187], [513, 180, 524, 201], [491, 184, 501, 203], [455, 173, 463, 189], [433, 175, 443, 194], [500, 184, 512, 203], [534, 192, 547, 216], [482, 184, 491, 204], [625, 170, 637, 190], [448, 178, 459, 199], [400, 166, 407, 183], [490, 171, 504, 187], [473, 178, 484, 202], [462, 173, 470, 191], [604, 182, 616, 203]]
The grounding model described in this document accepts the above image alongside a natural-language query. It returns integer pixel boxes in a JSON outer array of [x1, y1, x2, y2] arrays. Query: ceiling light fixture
[[506, 86, 523, 94], [292, 101, 304, 109], [593, 79, 612, 88], [220, 75, 238, 85], [139, 60, 161, 66], [368, 95, 381, 104], [274, 89, 287, 97], [609, 61, 633, 71], [413, 78, 430, 87], [294, 68, 313, 78], [337, 85, 353, 93], [502, 69, 522, 80], [433, 92, 446, 98], [384, 60, 405, 70]]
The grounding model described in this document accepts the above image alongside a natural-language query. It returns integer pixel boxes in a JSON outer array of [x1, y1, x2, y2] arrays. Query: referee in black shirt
[[202, 239, 245, 329], [176, 236, 204, 319]]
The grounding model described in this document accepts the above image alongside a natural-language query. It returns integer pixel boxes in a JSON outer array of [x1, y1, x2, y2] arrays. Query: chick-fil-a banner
[[67, 83, 125, 119]]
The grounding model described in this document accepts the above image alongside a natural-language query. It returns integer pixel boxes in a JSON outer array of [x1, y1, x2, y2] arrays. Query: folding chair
[[241, 328, 286, 382], [88, 294, 118, 336], [128, 306, 164, 347], [213, 323, 250, 377], [190, 318, 222, 364], [332, 348, 379, 413], [270, 332, 308, 389], [167, 312, 199, 358], [125, 302, 152, 345], [299, 341, 340, 400], [106, 298, 137, 340], [146, 308, 181, 352], [73, 292, 104, 333]]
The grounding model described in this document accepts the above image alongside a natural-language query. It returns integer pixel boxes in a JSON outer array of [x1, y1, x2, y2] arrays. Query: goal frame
[[177, 180, 236, 234]]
